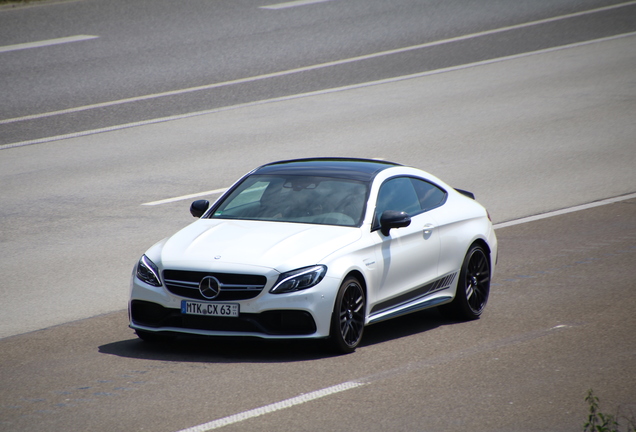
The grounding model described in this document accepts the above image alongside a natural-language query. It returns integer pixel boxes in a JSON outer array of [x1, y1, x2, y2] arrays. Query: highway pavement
[[2, 0, 635, 145], [1, 199, 635, 431], [1, 27, 634, 338], [1, 1, 635, 431]]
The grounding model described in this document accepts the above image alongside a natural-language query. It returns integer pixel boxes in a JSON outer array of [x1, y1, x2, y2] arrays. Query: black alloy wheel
[[464, 245, 491, 315], [442, 244, 491, 320], [330, 277, 365, 354]]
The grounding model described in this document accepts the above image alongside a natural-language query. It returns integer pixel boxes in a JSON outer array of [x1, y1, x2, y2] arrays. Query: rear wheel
[[330, 277, 365, 354], [442, 244, 491, 320]]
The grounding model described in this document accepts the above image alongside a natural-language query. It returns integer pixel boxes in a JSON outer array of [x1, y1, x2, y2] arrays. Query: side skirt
[[367, 272, 457, 325]]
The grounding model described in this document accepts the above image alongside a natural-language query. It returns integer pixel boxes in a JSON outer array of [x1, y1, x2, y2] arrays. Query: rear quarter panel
[[433, 192, 493, 278]]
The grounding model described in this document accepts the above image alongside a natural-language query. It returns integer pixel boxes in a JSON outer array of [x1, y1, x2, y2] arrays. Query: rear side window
[[375, 177, 446, 224], [411, 178, 446, 211]]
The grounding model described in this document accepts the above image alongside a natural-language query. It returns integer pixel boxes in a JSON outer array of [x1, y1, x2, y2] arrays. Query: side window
[[374, 177, 447, 227], [411, 178, 446, 211], [375, 177, 421, 222]]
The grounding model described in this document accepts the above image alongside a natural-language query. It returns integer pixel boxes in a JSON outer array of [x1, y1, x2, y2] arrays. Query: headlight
[[270, 265, 327, 294], [136, 255, 162, 287]]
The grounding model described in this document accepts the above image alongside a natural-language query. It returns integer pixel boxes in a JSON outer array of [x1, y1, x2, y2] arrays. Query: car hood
[[159, 219, 361, 273]]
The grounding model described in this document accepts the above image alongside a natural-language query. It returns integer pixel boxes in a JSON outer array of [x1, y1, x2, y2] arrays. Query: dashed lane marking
[[0, 35, 98, 53], [142, 188, 228, 206], [175, 382, 365, 432], [175, 324, 572, 431], [260, 0, 336, 9]]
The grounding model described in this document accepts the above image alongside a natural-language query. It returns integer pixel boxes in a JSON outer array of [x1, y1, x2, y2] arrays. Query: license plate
[[181, 301, 239, 317]]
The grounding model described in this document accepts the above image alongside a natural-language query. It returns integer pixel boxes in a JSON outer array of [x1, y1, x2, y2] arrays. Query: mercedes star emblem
[[199, 276, 221, 300]]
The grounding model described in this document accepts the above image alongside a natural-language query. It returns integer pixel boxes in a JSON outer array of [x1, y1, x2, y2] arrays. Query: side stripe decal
[[369, 272, 457, 315]]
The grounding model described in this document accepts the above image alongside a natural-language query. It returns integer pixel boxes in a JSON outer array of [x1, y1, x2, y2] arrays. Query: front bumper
[[129, 273, 339, 340]]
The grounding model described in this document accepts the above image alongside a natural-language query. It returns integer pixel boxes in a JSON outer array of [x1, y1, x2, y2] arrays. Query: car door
[[369, 176, 446, 312]]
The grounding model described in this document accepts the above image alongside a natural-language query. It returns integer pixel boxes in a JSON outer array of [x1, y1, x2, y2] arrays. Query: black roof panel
[[254, 158, 401, 182]]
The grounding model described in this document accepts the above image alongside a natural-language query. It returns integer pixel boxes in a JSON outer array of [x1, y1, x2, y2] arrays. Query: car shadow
[[98, 308, 459, 363], [360, 308, 454, 347], [98, 336, 334, 363]]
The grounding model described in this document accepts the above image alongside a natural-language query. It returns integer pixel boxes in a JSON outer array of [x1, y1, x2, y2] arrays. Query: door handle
[[423, 223, 435, 239]]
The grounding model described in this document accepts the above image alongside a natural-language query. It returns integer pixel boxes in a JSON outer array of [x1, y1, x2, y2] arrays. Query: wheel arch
[[329, 270, 367, 353], [469, 238, 492, 267], [344, 269, 367, 299]]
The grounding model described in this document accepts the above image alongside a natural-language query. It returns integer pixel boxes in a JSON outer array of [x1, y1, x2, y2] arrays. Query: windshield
[[210, 174, 368, 227]]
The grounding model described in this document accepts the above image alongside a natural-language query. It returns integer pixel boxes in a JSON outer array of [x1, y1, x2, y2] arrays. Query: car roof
[[253, 158, 402, 182]]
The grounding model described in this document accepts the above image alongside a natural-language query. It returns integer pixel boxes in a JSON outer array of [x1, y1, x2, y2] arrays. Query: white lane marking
[[0, 35, 99, 53], [142, 188, 227, 206], [175, 381, 364, 432], [175, 324, 572, 432], [2, 0, 635, 126], [261, 0, 336, 9], [3, 30, 635, 152], [492, 193, 636, 229]]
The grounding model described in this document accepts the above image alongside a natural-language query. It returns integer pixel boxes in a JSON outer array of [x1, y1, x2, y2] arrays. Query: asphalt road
[[1, 24, 634, 339], [1, 0, 635, 145], [1, 1, 635, 431], [1, 199, 635, 431]]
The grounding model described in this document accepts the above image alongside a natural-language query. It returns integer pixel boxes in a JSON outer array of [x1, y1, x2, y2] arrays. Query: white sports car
[[129, 158, 497, 353]]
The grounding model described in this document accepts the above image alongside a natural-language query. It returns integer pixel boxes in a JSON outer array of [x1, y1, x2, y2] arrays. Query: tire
[[330, 277, 366, 354], [135, 329, 176, 343], [442, 244, 491, 320]]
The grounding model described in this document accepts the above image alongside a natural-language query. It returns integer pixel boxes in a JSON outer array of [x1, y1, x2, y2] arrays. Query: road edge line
[[493, 193, 636, 229]]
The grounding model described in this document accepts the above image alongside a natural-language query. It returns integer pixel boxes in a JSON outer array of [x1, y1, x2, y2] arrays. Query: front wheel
[[330, 277, 366, 354], [442, 244, 491, 320]]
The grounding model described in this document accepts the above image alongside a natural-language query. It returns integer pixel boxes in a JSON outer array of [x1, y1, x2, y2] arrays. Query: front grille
[[163, 270, 267, 301], [131, 300, 316, 336]]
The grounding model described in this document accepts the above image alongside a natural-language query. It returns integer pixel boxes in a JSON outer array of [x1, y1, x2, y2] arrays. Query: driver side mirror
[[190, 200, 210, 218], [379, 210, 411, 236]]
